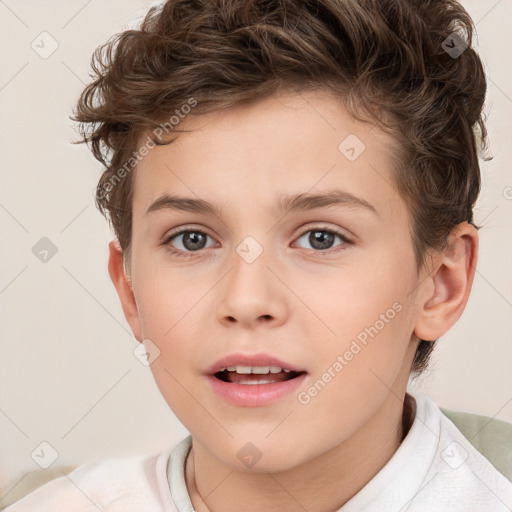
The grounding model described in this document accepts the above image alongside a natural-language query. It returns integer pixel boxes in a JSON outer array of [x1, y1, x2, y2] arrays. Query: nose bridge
[[227, 236, 272, 301], [216, 235, 287, 326]]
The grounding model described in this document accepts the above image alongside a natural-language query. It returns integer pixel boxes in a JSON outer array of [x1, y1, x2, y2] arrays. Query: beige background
[[1, 0, 511, 505]]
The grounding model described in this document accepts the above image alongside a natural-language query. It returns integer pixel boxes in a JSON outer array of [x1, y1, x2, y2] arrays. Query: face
[[124, 90, 424, 472]]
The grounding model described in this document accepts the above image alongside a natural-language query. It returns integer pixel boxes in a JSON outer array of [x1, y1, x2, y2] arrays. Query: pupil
[[184, 232, 206, 251], [310, 230, 334, 250]]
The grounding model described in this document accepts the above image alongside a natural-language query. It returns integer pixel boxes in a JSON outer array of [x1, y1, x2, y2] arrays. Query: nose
[[216, 248, 288, 329]]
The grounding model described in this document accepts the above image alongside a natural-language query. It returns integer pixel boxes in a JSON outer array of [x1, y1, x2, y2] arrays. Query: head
[[72, 0, 486, 471]]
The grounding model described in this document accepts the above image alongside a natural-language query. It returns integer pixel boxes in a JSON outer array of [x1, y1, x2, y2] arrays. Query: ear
[[108, 239, 143, 342], [413, 222, 478, 342]]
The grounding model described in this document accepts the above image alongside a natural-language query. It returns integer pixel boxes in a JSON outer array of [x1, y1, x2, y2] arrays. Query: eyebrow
[[145, 189, 378, 218]]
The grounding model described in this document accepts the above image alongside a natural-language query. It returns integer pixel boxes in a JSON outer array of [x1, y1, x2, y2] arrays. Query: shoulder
[[441, 405, 512, 481], [413, 394, 512, 510], [3, 450, 174, 512]]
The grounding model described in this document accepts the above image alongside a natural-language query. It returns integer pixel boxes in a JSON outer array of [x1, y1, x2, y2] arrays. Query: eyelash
[[162, 226, 353, 259]]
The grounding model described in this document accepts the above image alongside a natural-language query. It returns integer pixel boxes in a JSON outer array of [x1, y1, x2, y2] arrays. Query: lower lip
[[206, 373, 307, 407]]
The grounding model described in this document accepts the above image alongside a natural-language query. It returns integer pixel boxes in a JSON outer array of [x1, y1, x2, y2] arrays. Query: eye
[[163, 226, 352, 258], [294, 227, 351, 252], [164, 229, 217, 257]]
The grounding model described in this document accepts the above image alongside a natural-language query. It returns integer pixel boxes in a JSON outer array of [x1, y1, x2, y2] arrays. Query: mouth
[[205, 353, 308, 406], [214, 366, 306, 385]]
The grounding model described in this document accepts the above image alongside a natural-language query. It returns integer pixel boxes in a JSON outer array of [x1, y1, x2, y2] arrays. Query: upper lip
[[204, 353, 305, 375]]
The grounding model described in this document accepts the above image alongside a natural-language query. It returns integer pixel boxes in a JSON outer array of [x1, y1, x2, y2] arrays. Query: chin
[[209, 435, 314, 474]]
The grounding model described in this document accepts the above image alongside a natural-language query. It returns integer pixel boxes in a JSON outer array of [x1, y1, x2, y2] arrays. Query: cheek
[[304, 261, 416, 392], [132, 257, 210, 337], [308, 260, 411, 339], [130, 269, 210, 414], [292, 302, 414, 457]]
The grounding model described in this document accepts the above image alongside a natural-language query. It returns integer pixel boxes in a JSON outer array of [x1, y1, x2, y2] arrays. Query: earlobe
[[413, 223, 478, 342], [107, 239, 143, 342]]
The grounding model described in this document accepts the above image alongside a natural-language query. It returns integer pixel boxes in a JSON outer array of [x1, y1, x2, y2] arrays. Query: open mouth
[[206, 357, 308, 405], [214, 366, 306, 385]]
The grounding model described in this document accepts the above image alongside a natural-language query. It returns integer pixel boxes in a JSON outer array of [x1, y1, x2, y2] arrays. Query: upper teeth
[[220, 366, 291, 374]]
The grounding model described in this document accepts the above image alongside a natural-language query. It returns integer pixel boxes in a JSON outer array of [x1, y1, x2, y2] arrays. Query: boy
[[5, 0, 512, 510]]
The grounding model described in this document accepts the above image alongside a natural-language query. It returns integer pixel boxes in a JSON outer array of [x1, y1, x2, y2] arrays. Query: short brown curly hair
[[71, 0, 488, 374]]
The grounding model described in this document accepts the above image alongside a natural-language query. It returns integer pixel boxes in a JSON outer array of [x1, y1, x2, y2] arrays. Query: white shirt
[[5, 394, 512, 511]]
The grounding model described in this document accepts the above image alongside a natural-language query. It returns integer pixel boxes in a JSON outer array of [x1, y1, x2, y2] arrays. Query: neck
[[185, 392, 416, 512]]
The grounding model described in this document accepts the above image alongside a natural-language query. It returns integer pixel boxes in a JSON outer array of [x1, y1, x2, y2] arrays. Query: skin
[[108, 89, 478, 512]]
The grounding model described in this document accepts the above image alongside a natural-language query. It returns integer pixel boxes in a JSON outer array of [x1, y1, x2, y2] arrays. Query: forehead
[[132, 90, 403, 220]]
